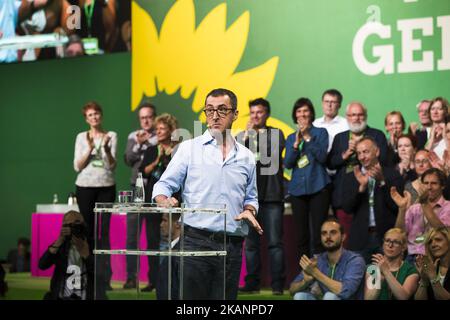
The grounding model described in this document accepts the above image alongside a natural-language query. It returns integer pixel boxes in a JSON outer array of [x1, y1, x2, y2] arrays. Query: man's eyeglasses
[[384, 238, 402, 247], [204, 107, 234, 118]]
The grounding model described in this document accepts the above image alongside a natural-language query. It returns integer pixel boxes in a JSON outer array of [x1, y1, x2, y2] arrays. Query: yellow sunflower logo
[[132, 0, 293, 135]]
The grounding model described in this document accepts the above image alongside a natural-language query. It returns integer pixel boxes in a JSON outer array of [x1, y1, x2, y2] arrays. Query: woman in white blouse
[[74, 101, 117, 291], [426, 97, 448, 161]]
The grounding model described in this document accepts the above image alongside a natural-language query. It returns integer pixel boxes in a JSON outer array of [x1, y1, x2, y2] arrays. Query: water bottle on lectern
[[134, 172, 145, 203]]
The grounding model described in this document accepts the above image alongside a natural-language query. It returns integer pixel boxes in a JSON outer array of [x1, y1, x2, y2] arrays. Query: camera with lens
[[63, 223, 87, 240]]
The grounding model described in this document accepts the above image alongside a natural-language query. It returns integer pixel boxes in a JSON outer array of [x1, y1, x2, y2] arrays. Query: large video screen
[[0, 0, 130, 63]]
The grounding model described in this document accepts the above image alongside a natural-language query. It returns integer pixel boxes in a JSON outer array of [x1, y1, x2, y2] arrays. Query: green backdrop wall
[[0, 53, 133, 259], [1, 0, 449, 259]]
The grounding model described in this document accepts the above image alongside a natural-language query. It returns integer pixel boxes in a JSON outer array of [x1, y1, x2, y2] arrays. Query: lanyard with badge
[[83, 0, 99, 54], [297, 139, 310, 168], [368, 177, 376, 209], [91, 135, 104, 167]]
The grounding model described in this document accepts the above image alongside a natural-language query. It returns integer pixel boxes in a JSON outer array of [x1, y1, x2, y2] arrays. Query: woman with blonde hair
[[415, 227, 450, 300], [365, 228, 419, 300]]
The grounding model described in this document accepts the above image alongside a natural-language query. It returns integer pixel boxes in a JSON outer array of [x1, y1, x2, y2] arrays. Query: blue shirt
[[284, 126, 330, 196], [292, 249, 366, 300], [152, 130, 258, 237], [0, 0, 21, 63]]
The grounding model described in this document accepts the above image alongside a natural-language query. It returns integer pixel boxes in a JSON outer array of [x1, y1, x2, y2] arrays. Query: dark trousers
[[244, 202, 285, 291], [76, 185, 115, 284], [126, 212, 161, 285], [290, 186, 330, 261], [181, 232, 243, 300]]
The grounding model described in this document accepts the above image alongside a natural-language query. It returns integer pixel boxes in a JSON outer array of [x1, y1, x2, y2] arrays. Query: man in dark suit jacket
[[409, 99, 432, 150], [156, 212, 181, 300], [341, 137, 404, 263], [327, 102, 388, 244]]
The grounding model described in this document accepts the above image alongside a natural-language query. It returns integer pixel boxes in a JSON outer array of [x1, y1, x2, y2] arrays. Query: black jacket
[[328, 127, 388, 208], [341, 166, 404, 251], [237, 126, 285, 202]]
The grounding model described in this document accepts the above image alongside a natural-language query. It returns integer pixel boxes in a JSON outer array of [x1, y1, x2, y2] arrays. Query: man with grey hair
[[328, 102, 388, 245], [409, 99, 432, 149]]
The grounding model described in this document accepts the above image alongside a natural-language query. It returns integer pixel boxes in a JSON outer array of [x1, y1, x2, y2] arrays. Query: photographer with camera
[[137, 113, 179, 291], [39, 210, 103, 300]]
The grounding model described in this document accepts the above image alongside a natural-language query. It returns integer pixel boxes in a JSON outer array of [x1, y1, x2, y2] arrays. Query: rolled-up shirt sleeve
[[244, 162, 259, 213], [337, 255, 366, 299], [152, 141, 189, 201]]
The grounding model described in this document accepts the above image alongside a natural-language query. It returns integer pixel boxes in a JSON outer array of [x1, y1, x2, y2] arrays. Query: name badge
[[346, 164, 354, 174], [92, 159, 104, 168], [82, 37, 99, 55], [414, 234, 425, 244], [297, 155, 310, 168]]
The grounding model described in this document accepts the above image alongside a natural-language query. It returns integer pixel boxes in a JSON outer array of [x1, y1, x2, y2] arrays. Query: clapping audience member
[[426, 97, 448, 160], [138, 113, 179, 292], [341, 136, 403, 263], [392, 168, 450, 264], [402, 150, 432, 204], [395, 134, 417, 182], [74, 101, 116, 291], [123, 103, 157, 290], [285, 98, 330, 261], [409, 100, 432, 150], [289, 218, 365, 300], [328, 102, 388, 244], [415, 227, 450, 300], [364, 228, 419, 300], [385, 111, 406, 167]]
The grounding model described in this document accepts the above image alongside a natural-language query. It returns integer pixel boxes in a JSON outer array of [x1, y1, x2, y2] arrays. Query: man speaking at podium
[[152, 88, 262, 300]]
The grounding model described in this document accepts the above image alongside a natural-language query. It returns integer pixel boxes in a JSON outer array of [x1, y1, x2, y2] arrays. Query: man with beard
[[341, 137, 403, 263], [289, 217, 366, 300], [328, 102, 388, 245]]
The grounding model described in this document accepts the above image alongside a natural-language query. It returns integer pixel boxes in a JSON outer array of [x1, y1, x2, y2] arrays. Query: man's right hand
[[136, 130, 150, 145], [154, 195, 179, 207], [342, 139, 357, 160]]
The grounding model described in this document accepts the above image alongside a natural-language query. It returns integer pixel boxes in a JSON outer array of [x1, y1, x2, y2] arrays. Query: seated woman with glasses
[[415, 227, 450, 300], [364, 228, 419, 300]]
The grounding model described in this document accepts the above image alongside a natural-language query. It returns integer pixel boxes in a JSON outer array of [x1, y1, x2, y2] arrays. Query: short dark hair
[[17, 237, 30, 247], [421, 168, 447, 186], [205, 88, 237, 110], [322, 89, 343, 105], [249, 98, 270, 115], [322, 217, 345, 235], [292, 97, 315, 123], [138, 102, 156, 116]]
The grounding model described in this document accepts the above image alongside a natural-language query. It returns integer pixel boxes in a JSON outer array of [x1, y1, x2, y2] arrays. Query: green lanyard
[[84, 0, 96, 36], [329, 264, 336, 280]]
